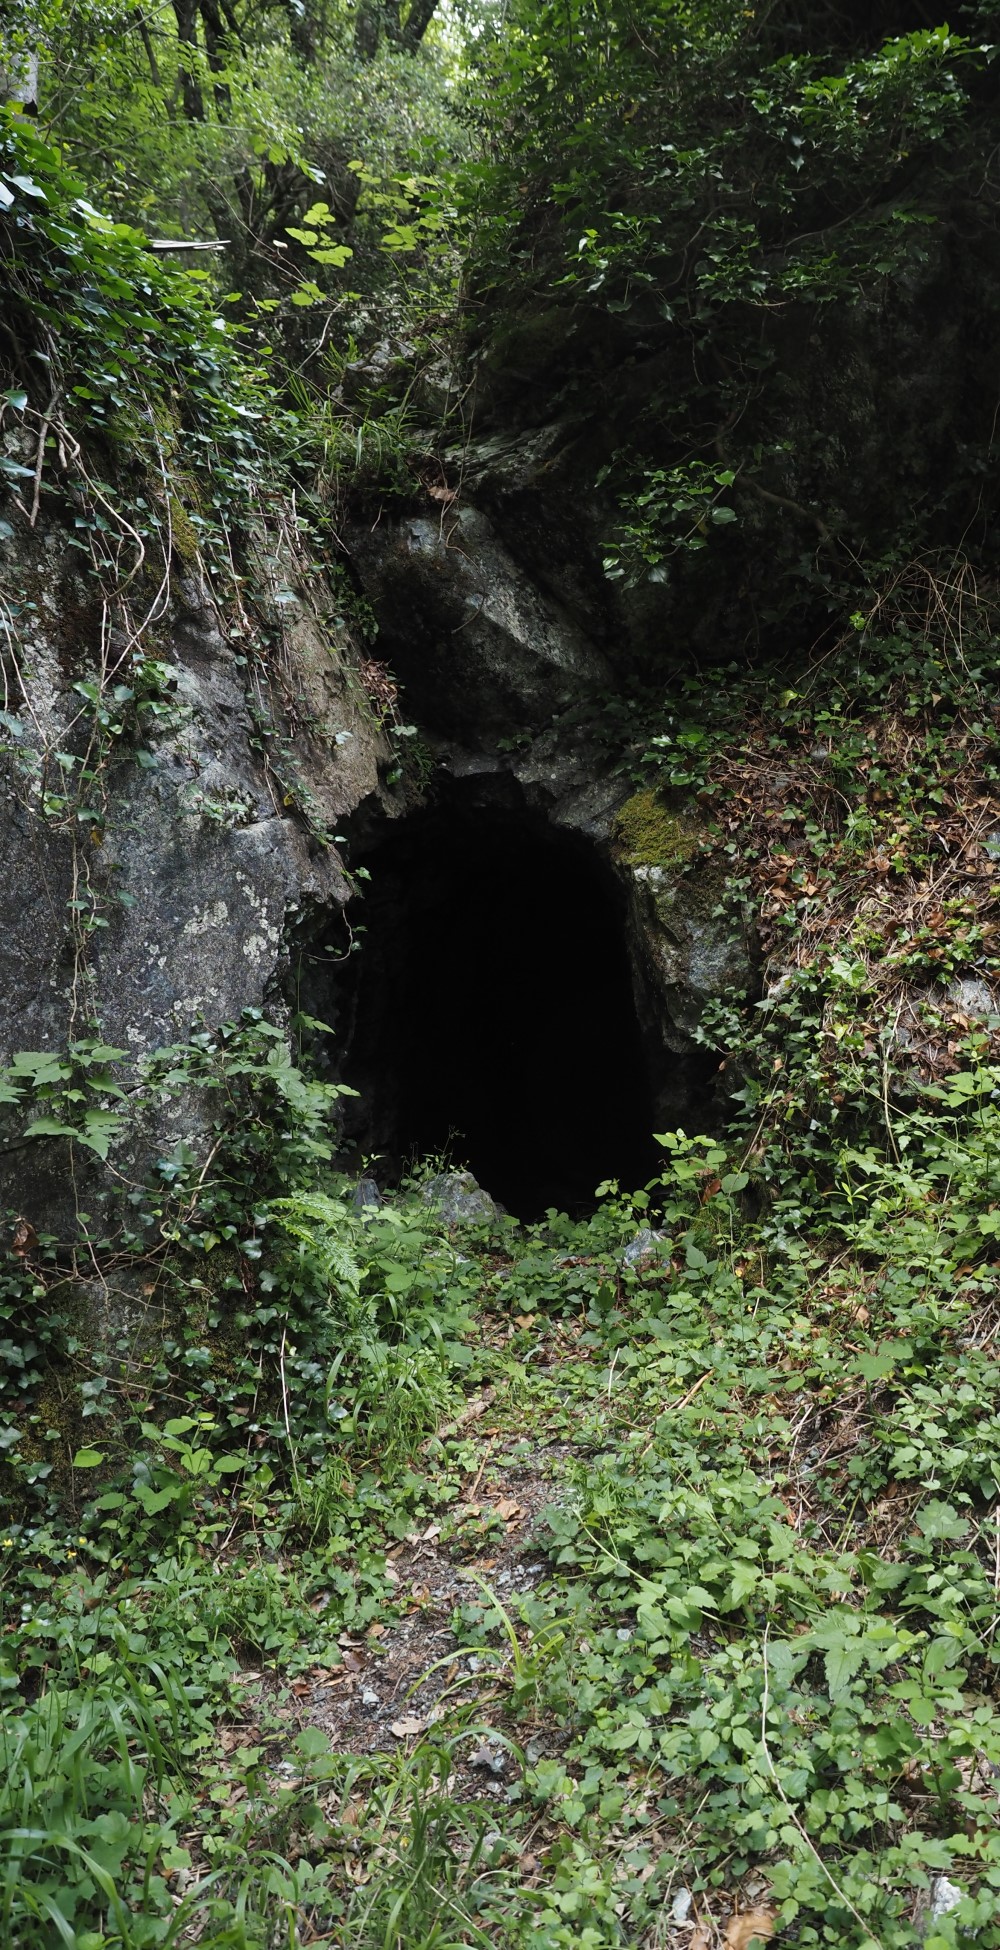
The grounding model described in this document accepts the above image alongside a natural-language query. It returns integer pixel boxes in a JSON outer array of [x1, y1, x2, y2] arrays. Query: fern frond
[[269, 1193, 362, 1294]]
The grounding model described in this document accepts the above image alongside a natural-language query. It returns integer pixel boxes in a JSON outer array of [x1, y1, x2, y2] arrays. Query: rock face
[[0, 516, 392, 1213], [626, 857, 755, 1053], [349, 505, 610, 739], [344, 496, 757, 1095], [0, 408, 759, 1224]]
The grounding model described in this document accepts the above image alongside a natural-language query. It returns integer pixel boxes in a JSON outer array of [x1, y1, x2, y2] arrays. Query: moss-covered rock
[[613, 790, 705, 869], [167, 493, 202, 566]]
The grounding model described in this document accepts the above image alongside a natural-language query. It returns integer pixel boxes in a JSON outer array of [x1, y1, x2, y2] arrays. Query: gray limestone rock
[[948, 975, 997, 1020], [627, 857, 756, 1051], [349, 504, 610, 739], [0, 518, 392, 1218], [420, 1170, 498, 1227], [622, 1228, 669, 1268]]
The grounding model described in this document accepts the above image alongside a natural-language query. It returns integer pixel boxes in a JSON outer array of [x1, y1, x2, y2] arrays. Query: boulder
[[420, 1170, 498, 1227], [622, 1227, 669, 1268]]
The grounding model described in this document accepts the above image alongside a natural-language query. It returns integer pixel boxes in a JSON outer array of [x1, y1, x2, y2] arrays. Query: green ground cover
[[5, 1095, 1000, 1948]]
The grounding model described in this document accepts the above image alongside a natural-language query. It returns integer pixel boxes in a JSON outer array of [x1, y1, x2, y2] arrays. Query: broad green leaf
[[23, 1116, 77, 1141], [824, 1639, 865, 1698]]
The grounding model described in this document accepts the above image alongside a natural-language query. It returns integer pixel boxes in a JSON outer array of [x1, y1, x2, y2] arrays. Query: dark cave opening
[[310, 800, 716, 1219]]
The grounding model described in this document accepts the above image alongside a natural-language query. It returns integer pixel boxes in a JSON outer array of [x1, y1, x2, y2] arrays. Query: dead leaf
[[390, 1715, 425, 1739], [426, 484, 456, 504], [723, 1908, 776, 1949], [11, 1218, 37, 1257], [690, 1929, 712, 1950], [492, 1498, 523, 1523]]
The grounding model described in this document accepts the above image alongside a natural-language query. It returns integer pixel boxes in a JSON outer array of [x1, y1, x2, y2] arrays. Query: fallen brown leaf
[[390, 1715, 426, 1739], [723, 1908, 776, 1948], [690, 1928, 712, 1950]]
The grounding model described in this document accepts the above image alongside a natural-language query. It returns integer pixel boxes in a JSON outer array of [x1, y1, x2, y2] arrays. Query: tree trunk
[[401, 0, 438, 51], [171, 0, 204, 120], [355, 1, 439, 61]]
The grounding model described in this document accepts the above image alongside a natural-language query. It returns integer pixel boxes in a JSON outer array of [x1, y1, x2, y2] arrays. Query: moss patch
[[167, 493, 202, 566], [613, 790, 705, 870]]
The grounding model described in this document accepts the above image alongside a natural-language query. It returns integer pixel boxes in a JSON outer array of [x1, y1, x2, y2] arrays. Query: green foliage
[[9, 1024, 1000, 1943], [462, 3, 1000, 644], [8, 6, 1000, 1949], [0, 112, 292, 564]]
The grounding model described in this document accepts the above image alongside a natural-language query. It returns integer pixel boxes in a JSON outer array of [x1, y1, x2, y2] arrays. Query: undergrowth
[[4, 993, 1000, 1945]]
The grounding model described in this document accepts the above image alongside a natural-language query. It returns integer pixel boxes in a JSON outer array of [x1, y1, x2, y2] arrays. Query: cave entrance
[[312, 800, 705, 1218]]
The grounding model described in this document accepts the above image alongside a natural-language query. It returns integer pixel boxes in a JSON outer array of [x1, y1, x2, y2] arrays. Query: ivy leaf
[[380, 224, 419, 252], [72, 1448, 105, 1468], [78, 1111, 124, 1159], [23, 1116, 78, 1142], [9, 1052, 67, 1085]]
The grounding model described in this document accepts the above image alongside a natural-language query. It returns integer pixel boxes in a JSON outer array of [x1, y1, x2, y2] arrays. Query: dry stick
[[760, 1625, 884, 1947], [279, 1326, 300, 1493], [421, 1387, 496, 1452], [989, 1504, 1000, 1646], [28, 391, 60, 528], [465, 1436, 495, 1506]]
